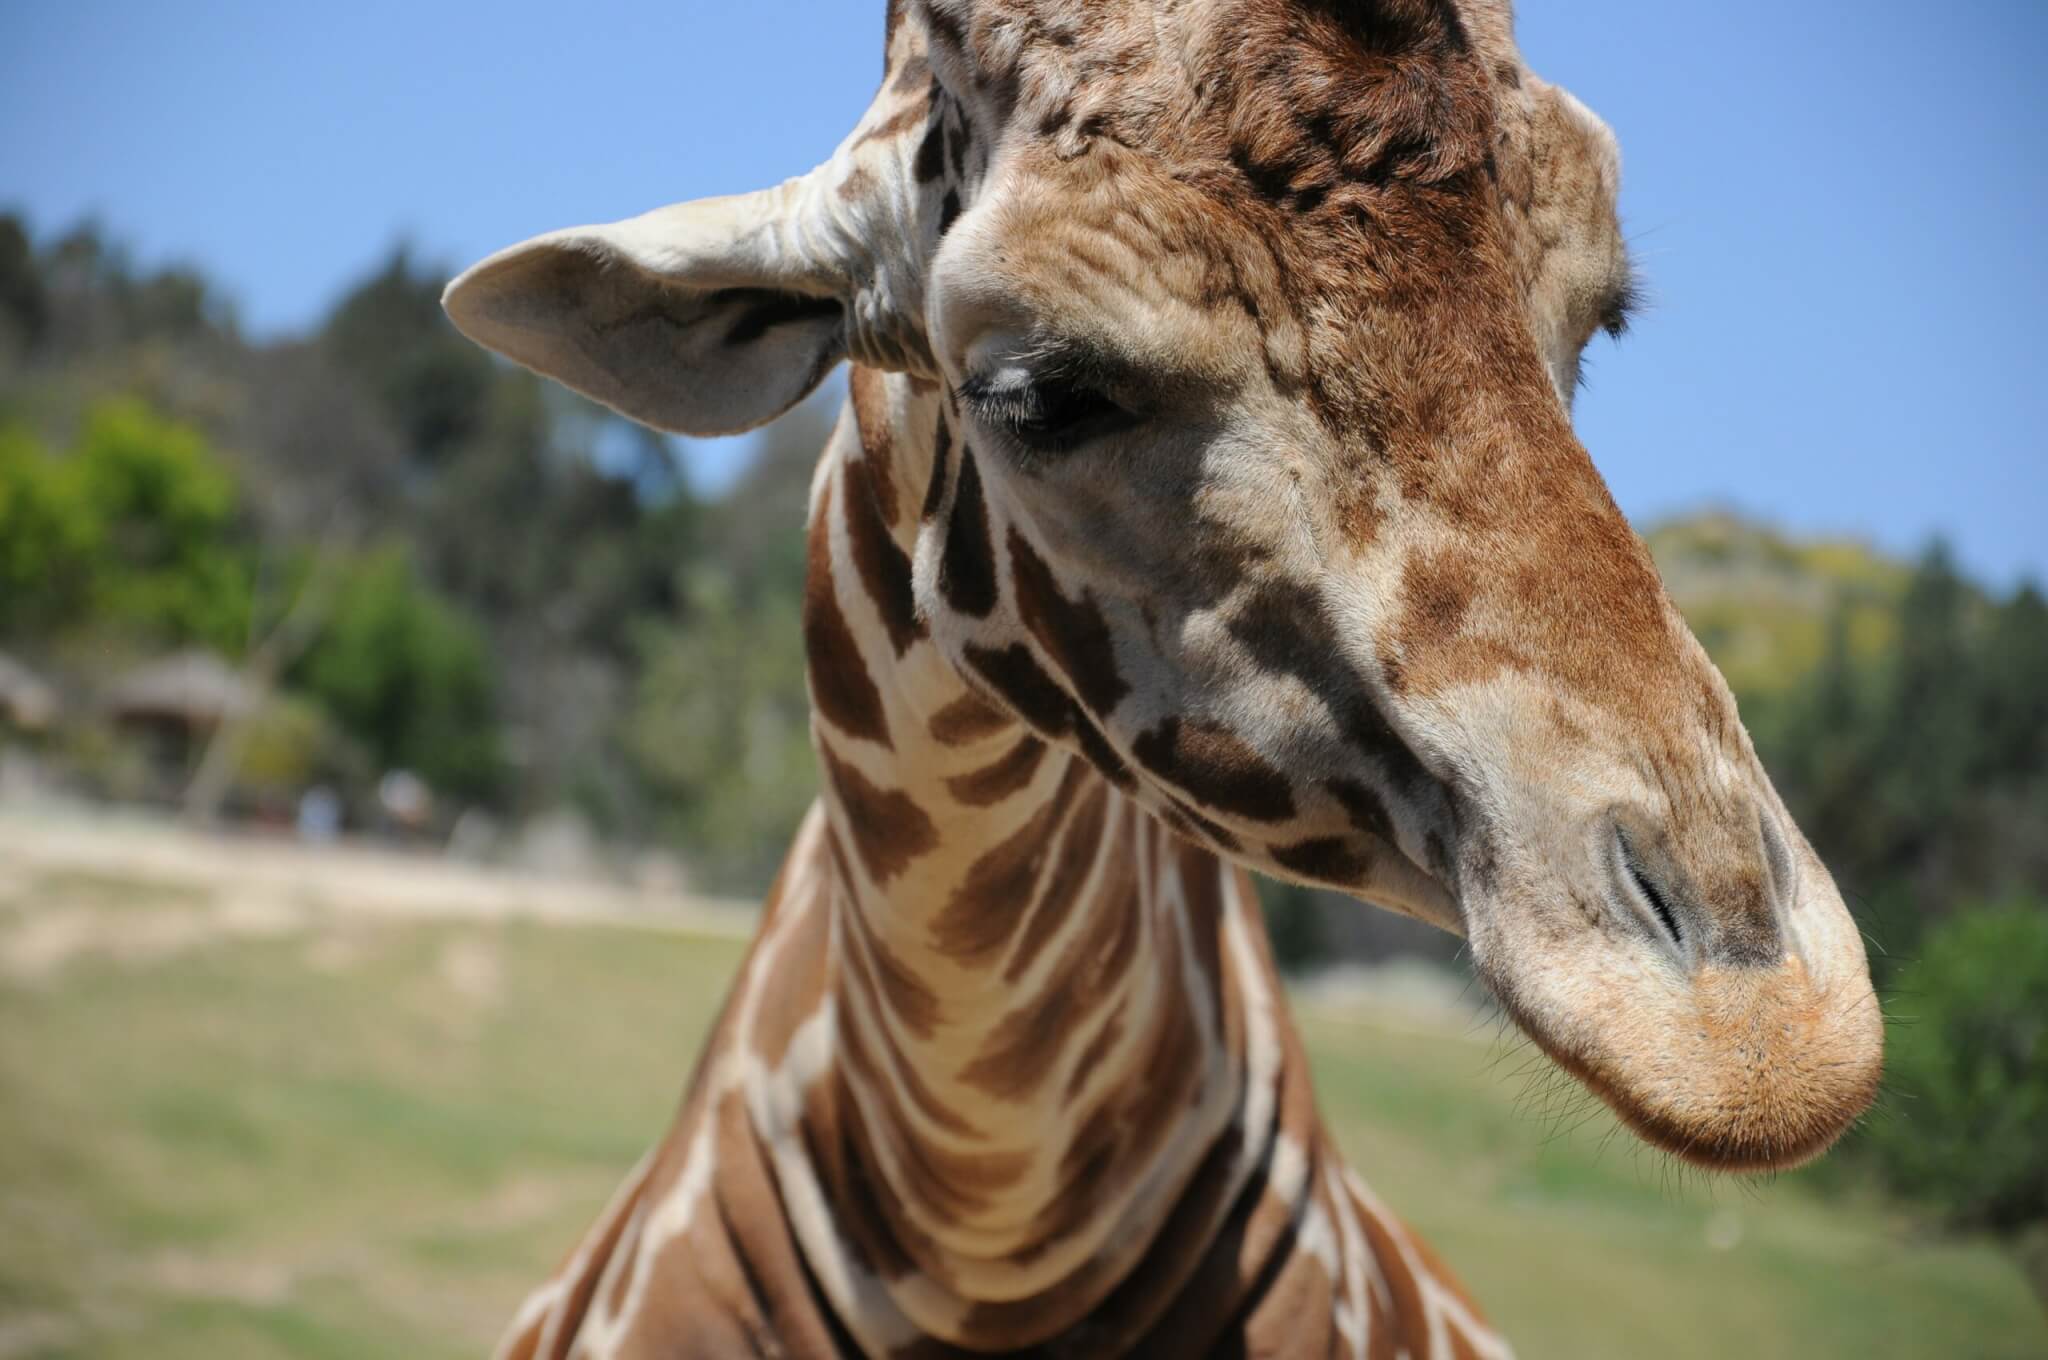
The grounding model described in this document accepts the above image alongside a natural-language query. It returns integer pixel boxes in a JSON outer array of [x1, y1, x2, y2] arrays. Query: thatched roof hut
[[104, 650, 257, 728]]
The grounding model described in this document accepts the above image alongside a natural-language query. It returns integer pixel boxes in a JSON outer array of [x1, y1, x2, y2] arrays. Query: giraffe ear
[[442, 184, 850, 436]]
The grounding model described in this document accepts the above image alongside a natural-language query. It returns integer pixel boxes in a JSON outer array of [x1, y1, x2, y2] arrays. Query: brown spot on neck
[[803, 479, 892, 747], [847, 365, 901, 526], [839, 895, 944, 1040], [931, 760, 1091, 968], [1002, 778, 1110, 983], [840, 444, 927, 658], [946, 733, 1048, 806], [818, 740, 938, 887], [929, 687, 1013, 746]]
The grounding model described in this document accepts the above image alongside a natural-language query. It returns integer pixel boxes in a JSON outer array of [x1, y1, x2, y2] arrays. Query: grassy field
[[0, 818, 2041, 1359]]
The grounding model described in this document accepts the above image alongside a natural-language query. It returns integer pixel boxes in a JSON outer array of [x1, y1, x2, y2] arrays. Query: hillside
[[1643, 510, 1910, 698]]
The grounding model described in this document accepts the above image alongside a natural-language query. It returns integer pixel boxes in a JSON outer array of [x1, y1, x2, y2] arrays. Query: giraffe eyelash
[[956, 369, 1139, 458], [1600, 264, 1643, 340]]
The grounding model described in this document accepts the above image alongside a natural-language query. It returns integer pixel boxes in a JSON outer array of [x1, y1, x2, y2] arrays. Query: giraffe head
[[445, 0, 1882, 1170]]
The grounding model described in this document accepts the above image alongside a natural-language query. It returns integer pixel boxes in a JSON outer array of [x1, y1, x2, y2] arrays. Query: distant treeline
[[0, 212, 824, 886], [3, 213, 2042, 931]]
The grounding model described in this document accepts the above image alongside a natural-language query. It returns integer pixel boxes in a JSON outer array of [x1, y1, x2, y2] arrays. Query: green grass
[[0, 874, 2041, 1358], [1299, 1008, 2044, 1358]]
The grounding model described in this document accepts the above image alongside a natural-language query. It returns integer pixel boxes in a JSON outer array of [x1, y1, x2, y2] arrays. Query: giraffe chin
[[1478, 945, 1885, 1174]]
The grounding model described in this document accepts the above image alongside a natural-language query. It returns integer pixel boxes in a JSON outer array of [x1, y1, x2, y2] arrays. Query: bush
[[627, 568, 814, 891], [69, 400, 253, 652], [0, 423, 94, 636], [292, 546, 503, 803], [232, 694, 355, 795], [1259, 878, 1326, 975], [0, 402, 252, 651], [1865, 901, 2048, 1232]]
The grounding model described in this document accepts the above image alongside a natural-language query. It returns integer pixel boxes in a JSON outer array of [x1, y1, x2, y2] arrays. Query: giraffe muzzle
[[1472, 809, 1885, 1173]]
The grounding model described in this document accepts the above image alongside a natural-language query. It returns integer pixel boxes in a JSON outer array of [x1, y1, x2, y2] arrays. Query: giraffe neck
[[758, 367, 1287, 1347], [482, 370, 1515, 1360]]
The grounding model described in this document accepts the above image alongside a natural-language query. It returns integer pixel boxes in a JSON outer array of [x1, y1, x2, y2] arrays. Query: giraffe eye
[[957, 370, 1140, 458]]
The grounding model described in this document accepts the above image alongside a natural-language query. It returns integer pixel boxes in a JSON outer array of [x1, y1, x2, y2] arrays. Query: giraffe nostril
[[1758, 804, 1798, 912], [1624, 851, 1683, 948], [1610, 821, 1686, 954]]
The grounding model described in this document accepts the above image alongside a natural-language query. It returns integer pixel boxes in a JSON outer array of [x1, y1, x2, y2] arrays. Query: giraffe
[[442, 1, 1885, 1355]]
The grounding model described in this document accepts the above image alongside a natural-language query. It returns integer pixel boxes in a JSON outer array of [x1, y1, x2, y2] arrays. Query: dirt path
[[0, 801, 756, 982]]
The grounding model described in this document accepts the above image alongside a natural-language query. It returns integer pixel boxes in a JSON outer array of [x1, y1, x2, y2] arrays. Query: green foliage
[[321, 248, 495, 466], [620, 386, 833, 888], [1865, 902, 2048, 1233], [1979, 584, 2048, 786], [69, 400, 253, 652], [0, 422, 95, 634], [1259, 878, 1327, 975], [0, 401, 252, 651], [232, 694, 352, 794], [1747, 543, 2048, 969], [1749, 552, 2048, 1243], [20, 221, 231, 357], [0, 213, 47, 352], [628, 567, 815, 891], [293, 547, 502, 801]]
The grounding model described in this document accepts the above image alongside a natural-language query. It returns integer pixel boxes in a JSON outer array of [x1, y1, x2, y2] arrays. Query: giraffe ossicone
[[446, 2, 1883, 1354]]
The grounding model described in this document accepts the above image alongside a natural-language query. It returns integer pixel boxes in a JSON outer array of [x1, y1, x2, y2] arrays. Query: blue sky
[[4, 1, 2044, 584]]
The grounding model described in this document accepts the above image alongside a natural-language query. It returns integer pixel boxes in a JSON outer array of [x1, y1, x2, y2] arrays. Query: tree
[[1864, 903, 2048, 1233], [0, 401, 253, 653], [291, 545, 503, 803], [1870, 543, 1977, 848], [1259, 879, 1327, 975], [0, 214, 47, 355], [321, 247, 495, 467], [1979, 584, 2048, 787], [628, 565, 815, 890], [1974, 583, 2048, 905], [0, 423, 94, 637], [621, 386, 836, 887], [68, 399, 253, 653], [1749, 542, 2048, 972]]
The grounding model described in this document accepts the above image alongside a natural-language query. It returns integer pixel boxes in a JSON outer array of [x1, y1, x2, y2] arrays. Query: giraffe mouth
[[1476, 948, 1885, 1172]]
